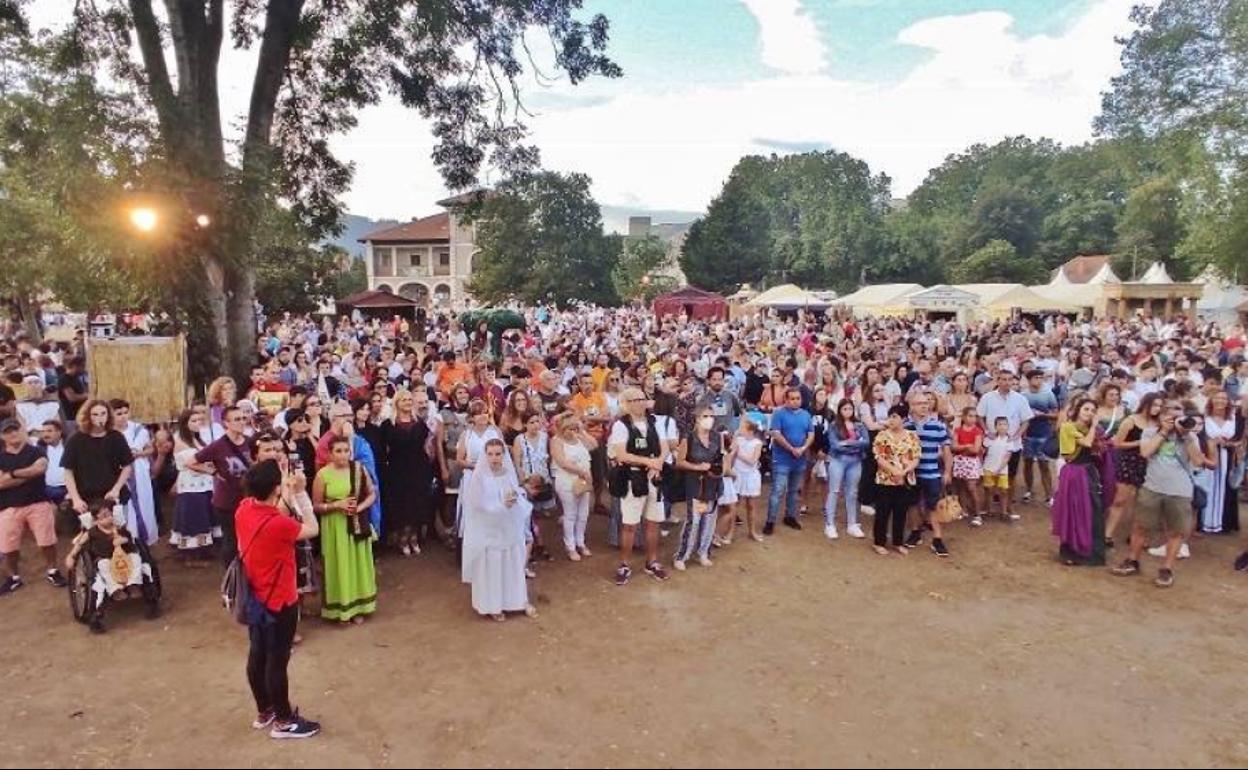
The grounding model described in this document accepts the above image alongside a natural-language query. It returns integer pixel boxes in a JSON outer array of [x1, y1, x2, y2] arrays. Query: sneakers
[[1022, 491, 1033, 503], [783, 517, 802, 531], [1148, 543, 1193, 560], [1112, 559, 1141, 576], [1045, 497, 1054, 507], [269, 711, 321, 740], [0, 575, 22, 596], [252, 710, 276, 730], [860, 505, 876, 517], [904, 530, 924, 549], [824, 524, 839, 541], [698, 555, 713, 568], [762, 522, 775, 536], [615, 564, 632, 586], [45, 570, 68, 588], [969, 516, 984, 528], [931, 539, 950, 558], [1007, 512, 1021, 522], [644, 561, 669, 581], [673, 559, 687, 572], [846, 524, 866, 539], [1154, 568, 1175, 588]]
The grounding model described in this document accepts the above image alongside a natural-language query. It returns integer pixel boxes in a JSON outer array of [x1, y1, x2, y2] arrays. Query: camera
[[1177, 416, 1199, 432]]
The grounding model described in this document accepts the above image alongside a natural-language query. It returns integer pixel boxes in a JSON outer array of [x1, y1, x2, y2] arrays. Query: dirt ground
[[3, 492, 1248, 769]]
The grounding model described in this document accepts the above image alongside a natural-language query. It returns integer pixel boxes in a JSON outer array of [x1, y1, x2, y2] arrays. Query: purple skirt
[[1051, 460, 1106, 565]]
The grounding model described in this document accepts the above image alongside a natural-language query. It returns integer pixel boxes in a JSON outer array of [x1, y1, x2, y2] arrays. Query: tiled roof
[[1056, 255, 1111, 284], [359, 213, 450, 243]]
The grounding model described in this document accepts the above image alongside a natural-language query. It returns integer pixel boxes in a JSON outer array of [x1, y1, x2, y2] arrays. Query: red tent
[[652, 286, 728, 321]]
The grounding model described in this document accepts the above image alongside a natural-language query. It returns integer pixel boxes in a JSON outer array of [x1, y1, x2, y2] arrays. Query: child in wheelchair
[[64, 500, 158, 633]]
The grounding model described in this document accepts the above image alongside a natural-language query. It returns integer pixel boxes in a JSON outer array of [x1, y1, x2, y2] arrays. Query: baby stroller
[[66, 504, 162, 633]]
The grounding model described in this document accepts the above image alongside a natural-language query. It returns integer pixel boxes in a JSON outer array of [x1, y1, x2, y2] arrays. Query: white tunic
[[121, 422, 158, 546], [460, 464, 531, 615]]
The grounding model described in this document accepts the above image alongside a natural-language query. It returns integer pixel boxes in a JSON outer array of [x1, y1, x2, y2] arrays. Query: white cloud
[[500, 0, 1141, 217], [738, 0, 828, 76]]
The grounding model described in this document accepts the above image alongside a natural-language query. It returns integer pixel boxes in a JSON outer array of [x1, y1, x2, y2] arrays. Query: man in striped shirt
[[903, 393, 953, 557]]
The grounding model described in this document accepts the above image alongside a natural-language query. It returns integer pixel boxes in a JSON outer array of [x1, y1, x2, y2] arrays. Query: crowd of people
[[3, 304, 1248, 739]]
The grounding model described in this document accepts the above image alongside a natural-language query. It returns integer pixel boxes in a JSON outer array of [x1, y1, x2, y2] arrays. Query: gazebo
[[652, 286, 728, 321], [336, 288, 422, 320]]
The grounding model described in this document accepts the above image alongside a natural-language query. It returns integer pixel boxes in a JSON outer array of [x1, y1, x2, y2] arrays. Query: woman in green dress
[[312, 435, 378, 625]]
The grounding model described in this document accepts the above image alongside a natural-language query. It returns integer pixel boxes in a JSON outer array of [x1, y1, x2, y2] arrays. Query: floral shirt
[[873, 429, 920, 486]]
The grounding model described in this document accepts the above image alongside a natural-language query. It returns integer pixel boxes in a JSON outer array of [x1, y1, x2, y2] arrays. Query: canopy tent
[[1138, 261, 1175, 284], [652, 286, 728, 321], [834, 283, 924, 318], [955, 283, 1085, 318], [727, 284, 759, 303], [336, 288, 422, 320], [459, 308, 527, 360], [744, 284, 834, 311], [1194, 265, 1248, 325], [1031, 282, 1103, 312]]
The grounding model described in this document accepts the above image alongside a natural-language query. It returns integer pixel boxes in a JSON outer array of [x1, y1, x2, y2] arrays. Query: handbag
[[345, 461, 374, 542], [572, 477, 592, 496], [522, 437, 555, 503]]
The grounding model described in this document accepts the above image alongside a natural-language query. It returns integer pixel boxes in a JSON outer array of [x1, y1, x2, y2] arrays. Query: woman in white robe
[[115, 407, 159, 546], [460, 439, 537, 622]]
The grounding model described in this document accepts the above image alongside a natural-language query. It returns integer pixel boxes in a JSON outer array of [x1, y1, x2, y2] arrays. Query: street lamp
[[129, 207, 159, 233]]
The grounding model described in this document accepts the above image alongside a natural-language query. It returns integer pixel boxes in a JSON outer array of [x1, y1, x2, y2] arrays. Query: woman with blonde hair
[[206, 377, 237, 428], [549, 411, 596, 561]]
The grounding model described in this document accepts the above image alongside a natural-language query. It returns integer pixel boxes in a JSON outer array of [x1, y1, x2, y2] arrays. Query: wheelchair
[[66, 517, 162, 633]]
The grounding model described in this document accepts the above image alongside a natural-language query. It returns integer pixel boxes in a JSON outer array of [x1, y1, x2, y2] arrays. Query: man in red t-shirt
[[234, 460, 321, 740]]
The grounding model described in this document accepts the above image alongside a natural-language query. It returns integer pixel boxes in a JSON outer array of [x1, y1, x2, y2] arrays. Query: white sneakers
[[824, 524, 839, 540], [1147, 543, 1192, 559], [860, 505, 876, 517], [846, 524, 866, 539]]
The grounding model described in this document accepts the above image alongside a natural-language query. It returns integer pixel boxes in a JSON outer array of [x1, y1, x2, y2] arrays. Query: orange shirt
[[569, 391, 610, 439], [590, 366, 612, 392], [436, 362, 473, 398]]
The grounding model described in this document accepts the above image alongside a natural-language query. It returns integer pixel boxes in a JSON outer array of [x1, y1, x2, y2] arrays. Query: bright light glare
[[195, 214, 211, 228], [130, 208, 159, 232]]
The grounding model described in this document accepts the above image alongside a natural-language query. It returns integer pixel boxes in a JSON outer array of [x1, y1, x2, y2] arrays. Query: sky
[[336, 0, 1144, 224], [27, 0, 1147, 226]]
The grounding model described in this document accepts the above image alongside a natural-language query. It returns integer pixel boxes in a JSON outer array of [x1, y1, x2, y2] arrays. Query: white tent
[[1139, 261, 1175, 284], [835, 283, 925, 317], [955, 283, 1084, 317], [1031, 282, 1103, 311], [1194, 265, 1248, 325], [745, 284, 833, 310]]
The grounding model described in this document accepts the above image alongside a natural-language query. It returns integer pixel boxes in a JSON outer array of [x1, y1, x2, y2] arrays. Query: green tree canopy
[[469, 171, 620, 307]]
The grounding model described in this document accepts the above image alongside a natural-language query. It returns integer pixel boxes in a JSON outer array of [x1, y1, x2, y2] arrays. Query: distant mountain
[[325, 214, 402, 258]]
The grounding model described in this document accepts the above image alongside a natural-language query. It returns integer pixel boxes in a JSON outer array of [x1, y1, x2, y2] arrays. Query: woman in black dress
[[383, 390, 434, 556]]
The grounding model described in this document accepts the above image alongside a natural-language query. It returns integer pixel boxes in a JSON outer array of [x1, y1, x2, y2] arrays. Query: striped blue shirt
[[904, 416, 950, 479]]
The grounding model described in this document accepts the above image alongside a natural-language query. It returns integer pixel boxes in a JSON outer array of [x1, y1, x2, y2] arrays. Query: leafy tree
[[612, 235, 672, 303], [1116, 177, 1186, 269], [469, 171, 620, 306], [34, 0, 619, 379], [951, 240, 1045, 284], [960, 182, 1043, 257], [681, 150, 890, 293], [680, 163, 773, 292]]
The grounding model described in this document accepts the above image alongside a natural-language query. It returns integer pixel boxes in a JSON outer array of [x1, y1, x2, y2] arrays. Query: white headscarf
[[460, 445, 530, 584]]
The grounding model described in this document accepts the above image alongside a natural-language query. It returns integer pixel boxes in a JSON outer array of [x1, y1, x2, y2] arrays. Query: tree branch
[[126, 0, 181, 145], [242, 0, 304, 175]]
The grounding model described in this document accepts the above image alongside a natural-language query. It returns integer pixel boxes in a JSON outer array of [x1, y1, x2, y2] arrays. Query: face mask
[[698, 416, 715, 430]]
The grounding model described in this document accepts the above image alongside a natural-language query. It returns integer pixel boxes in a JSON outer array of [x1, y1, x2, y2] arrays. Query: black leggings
[[217, 506, 238, 567], [247, 603, 299, 720], [874, 485, 911, 548]]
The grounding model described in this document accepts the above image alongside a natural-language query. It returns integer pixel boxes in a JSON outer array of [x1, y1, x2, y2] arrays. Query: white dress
[[460, 464, 531, 615], [733, 437, 763, 497], [1204, 417, 1237, 533], [121, 422, 158, 546], [456, 426, 505, 532]]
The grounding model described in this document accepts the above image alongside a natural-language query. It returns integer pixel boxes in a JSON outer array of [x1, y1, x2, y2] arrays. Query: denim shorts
[[916, 477, 943, 512], [1023, 437, 1051, 461]]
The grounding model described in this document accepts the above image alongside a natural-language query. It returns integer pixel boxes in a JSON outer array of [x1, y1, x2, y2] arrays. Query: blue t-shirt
[[1024, 388, 1059, 439], [770, 407, 813, 469], [904, 416, 950, 480]]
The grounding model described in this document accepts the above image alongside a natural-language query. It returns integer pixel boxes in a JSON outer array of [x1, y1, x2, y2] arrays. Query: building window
[[409, 252, 421, 267], [439, 251, 450, 266]]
